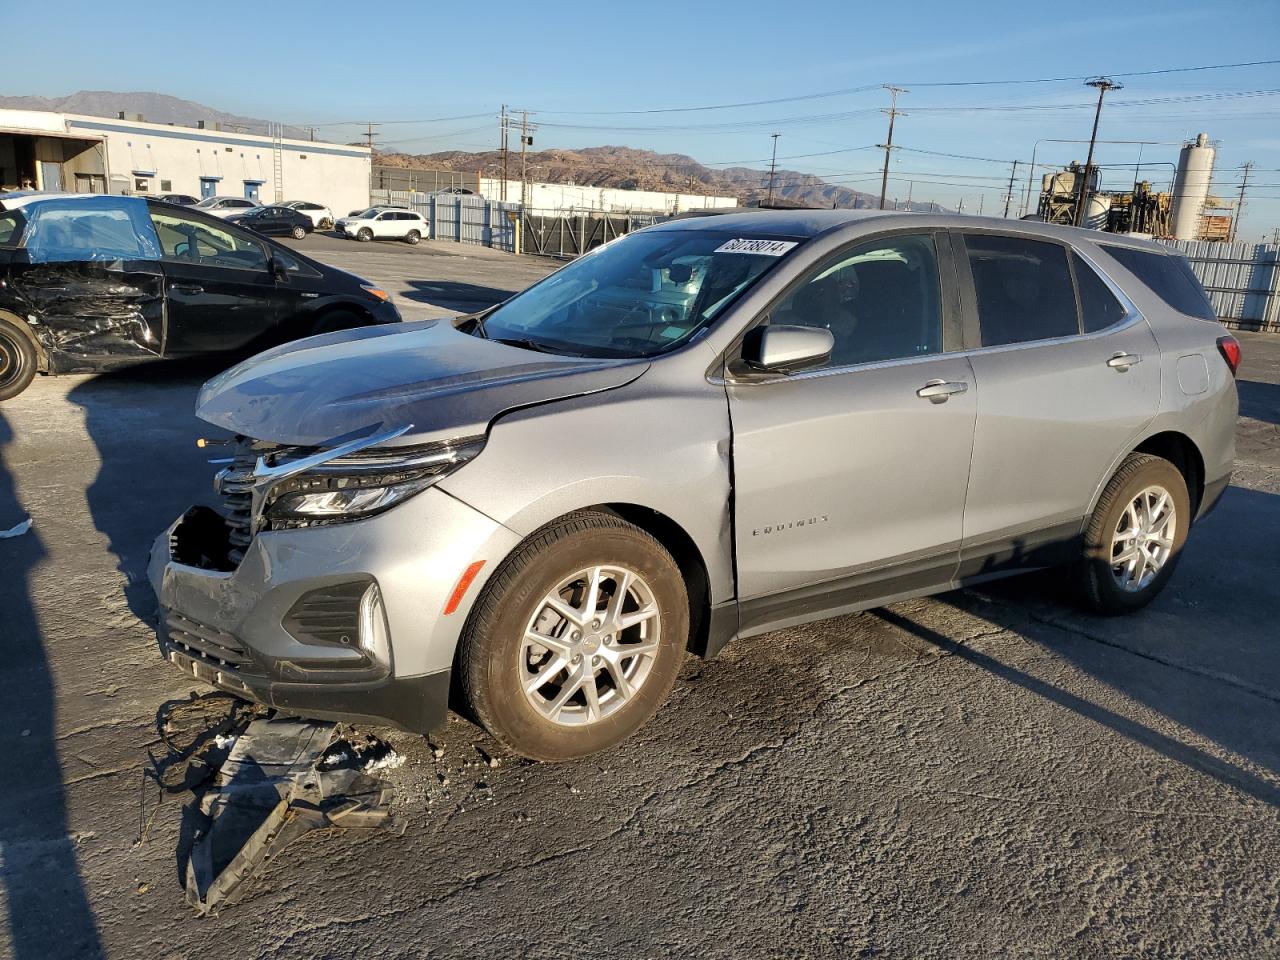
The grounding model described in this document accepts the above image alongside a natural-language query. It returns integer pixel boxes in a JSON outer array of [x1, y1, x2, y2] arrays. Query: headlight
[[262, 436, 484, 527], [360, 283, 390, 301]]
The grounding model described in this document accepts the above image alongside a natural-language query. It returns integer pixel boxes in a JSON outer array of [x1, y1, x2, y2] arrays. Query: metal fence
[[1161, 239, 1280, 333], [370, 189, 520, 252], [370, 189, 663, 258], [519, 210, 662, 259]]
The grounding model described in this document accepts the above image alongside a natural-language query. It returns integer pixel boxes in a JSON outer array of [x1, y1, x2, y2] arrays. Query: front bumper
[[149, 487, 521, 734]]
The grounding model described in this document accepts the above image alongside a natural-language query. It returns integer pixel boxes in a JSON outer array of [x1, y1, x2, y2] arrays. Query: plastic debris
[[183, 719, 397, 915], [0, 517, 32, 539]]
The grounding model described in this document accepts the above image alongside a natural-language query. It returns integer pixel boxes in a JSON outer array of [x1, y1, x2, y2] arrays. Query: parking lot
[[1, 237, 1278, 959]]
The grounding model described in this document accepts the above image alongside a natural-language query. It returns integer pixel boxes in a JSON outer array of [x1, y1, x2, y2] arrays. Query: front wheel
[[291, 225, 307, 240], [404, 229, 421, 245], [357, 227, 373, 242], [0, 317, 38, 401], [459, 511, 689, 761], [1076, 453, 1190, 614]]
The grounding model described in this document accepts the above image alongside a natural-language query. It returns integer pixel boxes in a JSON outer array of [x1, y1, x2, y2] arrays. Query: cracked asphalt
[[1, 236, 1277, 959]]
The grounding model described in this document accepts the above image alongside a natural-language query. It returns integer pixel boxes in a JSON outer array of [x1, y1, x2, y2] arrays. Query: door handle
[[916, 379, 969, 403], [171, 283, 204, 295], [1107, 352, 1142, 371]]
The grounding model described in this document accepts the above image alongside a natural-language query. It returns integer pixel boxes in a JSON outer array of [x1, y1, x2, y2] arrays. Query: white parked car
[[193, 196, 259, 219], [336, 207, 428, 244], [281, 200, 334, 229]]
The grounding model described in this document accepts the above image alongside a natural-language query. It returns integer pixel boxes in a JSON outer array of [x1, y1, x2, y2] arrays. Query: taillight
[[1216, 335, 1241, 378]]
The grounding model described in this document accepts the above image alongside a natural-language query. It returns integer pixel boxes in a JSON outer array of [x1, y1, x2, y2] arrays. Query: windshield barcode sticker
[[714, 238, 798, 256]]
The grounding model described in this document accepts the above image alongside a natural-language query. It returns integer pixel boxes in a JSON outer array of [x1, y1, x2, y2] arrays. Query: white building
[[0, 108, 370, 215], [478, 177, 737, 214]]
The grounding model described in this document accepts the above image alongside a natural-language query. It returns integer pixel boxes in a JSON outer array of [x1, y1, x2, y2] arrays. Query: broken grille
[[162, 609, 262, 679]]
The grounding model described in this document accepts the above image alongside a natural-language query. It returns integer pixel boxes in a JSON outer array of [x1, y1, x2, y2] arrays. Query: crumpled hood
[[196, 319, 648, 446]]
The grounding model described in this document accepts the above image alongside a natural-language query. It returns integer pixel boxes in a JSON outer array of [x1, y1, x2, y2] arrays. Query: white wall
[[58, 114, 371, 215], [478, 178, 737, 214]]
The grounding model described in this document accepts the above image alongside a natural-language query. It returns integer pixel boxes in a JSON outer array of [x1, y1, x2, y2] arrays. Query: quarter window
[[1100, 245, 1215, 322], [965, 234, 1079, 346], [150, 209, 268, 271], [769, 233, 943, 368], [1073, 253, 1128, 332]]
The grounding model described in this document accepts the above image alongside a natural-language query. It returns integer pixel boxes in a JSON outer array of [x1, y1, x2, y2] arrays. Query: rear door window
[[1072, 253, 1128, 333], [21, 196, 160, 262], [1100, 245, 1215, 321], [964, 234, 1079, 346], [0, 210, 24, 247]]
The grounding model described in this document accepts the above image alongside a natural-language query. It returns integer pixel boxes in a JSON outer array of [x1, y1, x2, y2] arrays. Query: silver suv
[[150, 211, 1239, 761]]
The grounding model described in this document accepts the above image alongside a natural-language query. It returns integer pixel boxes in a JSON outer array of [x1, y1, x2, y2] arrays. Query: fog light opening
[[359, 582, 392, 670]]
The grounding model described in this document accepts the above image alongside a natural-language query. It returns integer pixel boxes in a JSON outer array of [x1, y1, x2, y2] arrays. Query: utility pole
[[1074, 77, 1122, 227], [878, 85, 907, 210], [766, 133, 780, 206], [363, 122, 380, 150], [518, 111, 532, 209], [978, 194, 985, 216], [1230, 161, 1253, 242], [1003, 160, 1019, 217], [957, 197, 965, 214], [500, 105, 509, 204]]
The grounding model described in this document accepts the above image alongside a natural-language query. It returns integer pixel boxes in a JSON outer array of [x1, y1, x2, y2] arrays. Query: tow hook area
[[172, 712, 402, 915]]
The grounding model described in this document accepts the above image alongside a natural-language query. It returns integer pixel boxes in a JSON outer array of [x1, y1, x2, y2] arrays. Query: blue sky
[[6, 0, 1280, 233]]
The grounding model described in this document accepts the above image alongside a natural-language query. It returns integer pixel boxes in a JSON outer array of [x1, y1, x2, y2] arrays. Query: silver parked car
[[150, 211, 1239, 761]]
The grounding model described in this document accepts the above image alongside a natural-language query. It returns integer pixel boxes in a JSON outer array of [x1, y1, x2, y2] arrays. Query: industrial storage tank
[[1170, 133, 1215, 240]]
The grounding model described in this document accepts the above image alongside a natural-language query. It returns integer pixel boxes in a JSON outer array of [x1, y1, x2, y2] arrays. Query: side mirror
[[742, 324, 834, 374]]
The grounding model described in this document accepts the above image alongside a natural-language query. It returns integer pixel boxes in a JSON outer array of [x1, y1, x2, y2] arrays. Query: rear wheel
[[404, 229, 421, 245], [357, 227, 373, 242], [0, 317, 38, 401], [459, 511, 688, 761], [290, 225, 307, 240], [1076, 453, 1190, 614]]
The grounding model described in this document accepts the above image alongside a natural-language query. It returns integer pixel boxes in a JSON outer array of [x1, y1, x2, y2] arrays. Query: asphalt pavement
[[0, 238, 1277, 959]]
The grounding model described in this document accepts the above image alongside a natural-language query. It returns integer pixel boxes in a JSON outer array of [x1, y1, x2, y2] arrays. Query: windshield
[[479, 229, 801, 358], [351, 208, 377, 219], [194, 197, 220, 209]]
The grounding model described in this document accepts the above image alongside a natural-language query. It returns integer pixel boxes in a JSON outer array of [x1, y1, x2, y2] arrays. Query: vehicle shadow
[[403, 280, 517, 313], [0, 412, 105, 959], [1237, 378, 1280, 426], [66, 356, 231, 625], [879, 484, 1280, 808]]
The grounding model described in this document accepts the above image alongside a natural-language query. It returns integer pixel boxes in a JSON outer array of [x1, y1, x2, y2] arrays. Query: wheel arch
[[1089, 429, 1206, 522], [1132, 430, 1205, 517], [593, 502, 714, 657], [0, 308, 48, 373]]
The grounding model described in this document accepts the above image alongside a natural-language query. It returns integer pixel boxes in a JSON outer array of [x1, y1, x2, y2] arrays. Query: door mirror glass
[[743, 324, 834, 373]]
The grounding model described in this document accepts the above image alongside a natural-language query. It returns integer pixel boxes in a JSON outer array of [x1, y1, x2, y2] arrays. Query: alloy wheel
[[1109, 484, 1177, 592], [521, 564, 661, 726]]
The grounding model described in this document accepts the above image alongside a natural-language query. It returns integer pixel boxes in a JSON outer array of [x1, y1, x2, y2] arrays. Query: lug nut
[[591, 619, 601, 629], [571, 630, 581, 640], [572, 654, 582, 664]]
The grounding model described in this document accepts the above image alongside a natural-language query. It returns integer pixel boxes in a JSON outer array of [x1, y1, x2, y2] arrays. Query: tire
[[320, 218, 334, 230], [404, 230, 421, 245], [291, 225, 307, 240], [309, 309, 365, 336], [357, 228, 373, 242], [459, 510, 689, 761], [1076, 453, 1190, 615], [0, 316, 38, 401]]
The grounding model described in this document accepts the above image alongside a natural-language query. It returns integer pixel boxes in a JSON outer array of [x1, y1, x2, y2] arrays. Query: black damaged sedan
[[0, 192, 401, 400]]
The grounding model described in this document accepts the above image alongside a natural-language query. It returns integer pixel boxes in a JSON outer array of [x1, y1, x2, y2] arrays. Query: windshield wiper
[[491, 336, 564, 355]]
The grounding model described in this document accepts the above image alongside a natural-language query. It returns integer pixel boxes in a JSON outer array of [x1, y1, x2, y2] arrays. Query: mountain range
[[1, 90, 940, 210]]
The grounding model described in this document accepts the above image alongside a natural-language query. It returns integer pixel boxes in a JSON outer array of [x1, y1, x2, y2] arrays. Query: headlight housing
[[261, 436, 484, 528]]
